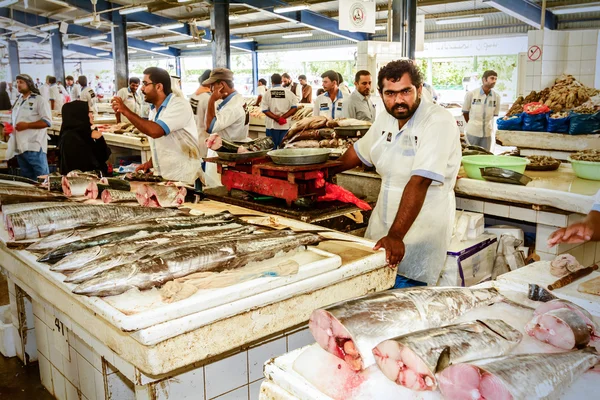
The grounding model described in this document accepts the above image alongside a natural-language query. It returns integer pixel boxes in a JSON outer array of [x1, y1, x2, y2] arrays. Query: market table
[[0, 200, 393, 400], [496, 130, 600, 160]]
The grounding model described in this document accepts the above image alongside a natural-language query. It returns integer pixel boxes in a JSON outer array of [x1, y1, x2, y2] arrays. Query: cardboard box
[[438, 234, 498, 287]]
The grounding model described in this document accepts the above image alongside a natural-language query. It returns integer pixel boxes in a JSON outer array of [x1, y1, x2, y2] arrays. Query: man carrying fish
[[548, 190, 600, 246], [331, 60, 461, 288], [111, 67, 203, 185]]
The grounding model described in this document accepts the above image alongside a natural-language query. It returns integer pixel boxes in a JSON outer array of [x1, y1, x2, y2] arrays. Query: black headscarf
[[0, 82, 10, 111], [60, 101, 92, 140]]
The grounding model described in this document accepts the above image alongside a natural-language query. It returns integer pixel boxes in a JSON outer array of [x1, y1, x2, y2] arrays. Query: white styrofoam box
[[106, 367, 135, 400], [39, 353, 54, 395], [486, 225, 524, 242], [52, 365, 67, 400], [249, 337, 287, 382], [508, 206, 536, 223], [24, 327, 38, 362], [65, 380, 80, 400], [153, 367, 205, 400], [569, 31, 583, 46], [438, 234, 497, 287], [205, 352, 248, 399], [94, 366, 105, 400], [0, 305, 16, 357], [77, 353, 97, 400], [250, 379, 263, 400], [484, 202, 509, 218], [584, 242, 597, 267], [286, 329, 314, 352], [537, 211, 568, 228], [213, 386, 248, 400], [461, 198, 484, 213]]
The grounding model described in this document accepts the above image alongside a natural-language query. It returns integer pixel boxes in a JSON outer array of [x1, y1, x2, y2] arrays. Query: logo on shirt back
[[271, 90, 285, 99]]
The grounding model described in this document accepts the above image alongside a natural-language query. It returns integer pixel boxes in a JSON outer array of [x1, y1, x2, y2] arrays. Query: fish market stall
[[496, 130, 600, 160], [259, 261, 600, 399], [0, 183, 393, 400]]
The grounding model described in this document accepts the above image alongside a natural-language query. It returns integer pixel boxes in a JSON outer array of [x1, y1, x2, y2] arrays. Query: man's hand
[[277, 117, 287, 126], [374, 233, 406, 267], [111, 97, 129, 114], [135, 161, 151, 173], [15, 122, 29, 131], [91, 130, 102, 139], [206, 134, 222, 150], [548, 222, 595, 247], [210, 83, 223, 101]]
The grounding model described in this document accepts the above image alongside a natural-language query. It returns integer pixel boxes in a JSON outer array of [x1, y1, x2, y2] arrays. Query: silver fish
[[437, 348, 599, 400], [373, 319, 522, 391], [73, 231, 321, 297], [62, 176, 96, 197], [101, 189, 137, 204], [63, 226, 256, 283], [2, 202, 75, 225], [308, 287, 503, 371], [6, 204, 181, 240]]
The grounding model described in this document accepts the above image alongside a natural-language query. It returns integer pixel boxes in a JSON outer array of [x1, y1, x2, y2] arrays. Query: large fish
[[85, 178, 131, 200], [0, 174, 38, 186], [373, 319, 522, 391], [136, 184, 187, 208], [101, 189, 137, 204], [63, 226, 257, 283], [437, 348, 599, 400], [0, 185, 66, 202], [308, 287, 504, 371], [6, 204, 181, 240], [37, 215, 241, 263], [62, 176, 97, 197], [2, 202, 74, 225], [73, 231, 322, 297]]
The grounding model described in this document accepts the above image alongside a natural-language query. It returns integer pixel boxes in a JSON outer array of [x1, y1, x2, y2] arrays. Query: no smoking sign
[[528, 45, 542, 61]]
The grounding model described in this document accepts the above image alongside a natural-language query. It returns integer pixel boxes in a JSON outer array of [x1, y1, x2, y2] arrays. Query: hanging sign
[[339, 0, 376, 34]]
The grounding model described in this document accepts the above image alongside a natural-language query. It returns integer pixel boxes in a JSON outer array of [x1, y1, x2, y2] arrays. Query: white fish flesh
[[373, 319, 522, 391], [437, 348, 599, 400], [136, 184, 187, 208], [101, 189, 137, 204], [62, 176, 96, 197], [309, 287, 503, 371]]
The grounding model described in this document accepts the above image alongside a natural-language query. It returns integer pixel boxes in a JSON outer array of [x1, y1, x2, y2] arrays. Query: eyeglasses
[[141, 81, 155, 87]]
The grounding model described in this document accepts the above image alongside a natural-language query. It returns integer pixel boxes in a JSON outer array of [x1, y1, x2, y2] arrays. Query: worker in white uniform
[[111, 67, 203, 185], [462, 70, 501, 152], [77, 75, 97, 113], [204, 68, 249, 187], [548, 190, 600, 247], [10, 74, 52, 180], [47, 76, 64, 112], [330, 60, 461, 288], [115, 77, 143, 124], [262, 73, 298, 149], [65, 75, 80, 102], [313, 70, 348, 119], [189, 69, 212, 163], [255, 78, 267, 107]]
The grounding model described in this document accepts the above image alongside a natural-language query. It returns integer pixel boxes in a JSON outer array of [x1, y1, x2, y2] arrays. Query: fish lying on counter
[[0, 185, 66, 205], [136, 184, 186, 207], [85, 178, 131, 200], [101, 189, 137, 204], [309, 287, 504, 371]]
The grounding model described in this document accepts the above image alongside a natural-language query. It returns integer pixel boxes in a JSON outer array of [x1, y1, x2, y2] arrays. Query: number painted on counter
[[55, 318, 66, 336]]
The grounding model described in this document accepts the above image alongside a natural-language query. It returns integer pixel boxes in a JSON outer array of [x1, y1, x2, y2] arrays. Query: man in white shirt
[[330, 60, 461, 288], [282, 73, 302, 100], [313, 70, 348, 119], [115, 77, 143, 124], [462, 70, 501, 151], [65, 75, 80, 102], [39, 76, 50, 101], [344, 70, 376, 123], [338, 72, 351, 96], [47, 76, 64, 112], [11, 74, 52, 180], [111, 67, 203, 185], [548, 190, 600, 247], [78, 75, 97, 113], [189, 69, 212, 159], [256, 78, 267, 107], [262, 73, 298, 149]]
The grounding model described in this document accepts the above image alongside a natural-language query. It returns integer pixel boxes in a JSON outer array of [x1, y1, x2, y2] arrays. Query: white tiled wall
[[525, 29, 599, 92]]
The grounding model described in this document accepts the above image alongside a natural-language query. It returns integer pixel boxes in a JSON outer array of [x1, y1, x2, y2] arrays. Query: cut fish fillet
[[525, 308, 591, 349], [534, 299, 597, 335]]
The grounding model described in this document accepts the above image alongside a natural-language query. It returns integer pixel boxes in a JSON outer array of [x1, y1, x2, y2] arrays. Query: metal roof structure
[[1, 0, 599, 62]]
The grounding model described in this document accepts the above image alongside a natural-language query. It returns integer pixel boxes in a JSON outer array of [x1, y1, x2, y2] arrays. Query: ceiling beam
[[483, 0, 557, 29], [65, 43, 112, 59]]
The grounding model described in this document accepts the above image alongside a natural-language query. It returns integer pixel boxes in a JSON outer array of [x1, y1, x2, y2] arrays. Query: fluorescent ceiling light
[[119, 5, 148, 15], [40, 24, 60, 32], [160, 23, 184, 30], [0, 0, 18, 7], [151, 46, 169, 51], [230, 38, 254, 43], [128, 50, 138, 54], [187, 43, 208, 48], [282, 32, 312, 38], [229, 14, 239, 20], [96, 52, 111, 56], [375, 25, 386, 31], [274, 5, 310, 13], [90, 34, 107, 40], [126, 29, 143, 36], [74, 16, 94, 25], [46, 0, 71, 7], [552, 4, 600, 14], [436, 16, 483, 25], [177, 0, 191, 2]]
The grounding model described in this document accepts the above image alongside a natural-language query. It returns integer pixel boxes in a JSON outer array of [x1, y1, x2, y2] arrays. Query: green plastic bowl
[[568, 157, 600, 181], [462, 155, 530, 180]]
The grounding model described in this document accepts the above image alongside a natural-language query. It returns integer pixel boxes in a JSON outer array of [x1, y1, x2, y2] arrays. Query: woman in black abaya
[[59, 101, 111, 175]]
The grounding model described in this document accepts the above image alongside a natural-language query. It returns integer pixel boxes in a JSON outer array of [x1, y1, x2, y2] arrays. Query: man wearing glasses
[[111, 67, 203, 185], [330, 60, 461, 288]]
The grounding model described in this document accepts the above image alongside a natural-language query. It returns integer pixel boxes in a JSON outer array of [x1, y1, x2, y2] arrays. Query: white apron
[[366, 107, 456, 285], [204, 148, 222, 188]]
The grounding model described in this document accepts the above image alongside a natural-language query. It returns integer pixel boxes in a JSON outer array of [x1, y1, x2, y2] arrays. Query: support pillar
[[175, 57, 182, 77], [50, 32, 65, 83], [251, 51, 258, 95], [392, 0, 402, 43], [8, 40, 20, 80], [111, 11, 129, 91], [210, 0, 231, 69], [404, 0, 417, 59]]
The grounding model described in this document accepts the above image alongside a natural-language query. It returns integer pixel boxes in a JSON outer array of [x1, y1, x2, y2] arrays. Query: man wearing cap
[[262, 73, 298, 149], [11, 74, 52, 180], [111, 67, 203, 185], [298, 75, 312, 104], [115, 77, 143, 124], [78, 75, 98, 112], [189, 69, 212, 161]]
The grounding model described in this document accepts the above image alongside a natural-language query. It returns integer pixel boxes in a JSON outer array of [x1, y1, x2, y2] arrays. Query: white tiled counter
[[0, 200, 394, 400]]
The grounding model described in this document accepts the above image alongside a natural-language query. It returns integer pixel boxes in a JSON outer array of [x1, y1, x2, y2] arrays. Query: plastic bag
[[522, 112, 548, 132], [568, 111, 600, 135], [317, 183, 372, 210], [496, 113, 523, 131], [523, 102, 551, 115], [546, 114, 570, 133]]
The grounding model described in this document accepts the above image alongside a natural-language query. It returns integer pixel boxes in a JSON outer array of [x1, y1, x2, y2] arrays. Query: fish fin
[[528, 283, 557, 302], [477, 319, 510, 341], [500, 297, 535, 311], [6, 242, 31, 250], [435, 347, 451, 374]]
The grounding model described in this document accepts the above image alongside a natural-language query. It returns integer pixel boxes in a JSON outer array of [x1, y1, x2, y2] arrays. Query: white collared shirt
[[344, 90, 376, 123], [48, 84, 64, 112], [313, 89, 348, 119], [206, 92, 247, 142], [462, 87, 501, 138], [117, 87, 144, 123], [262, 85, 298, 130], [12, 92, 52, 154], [79, 86, 97, 112]]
